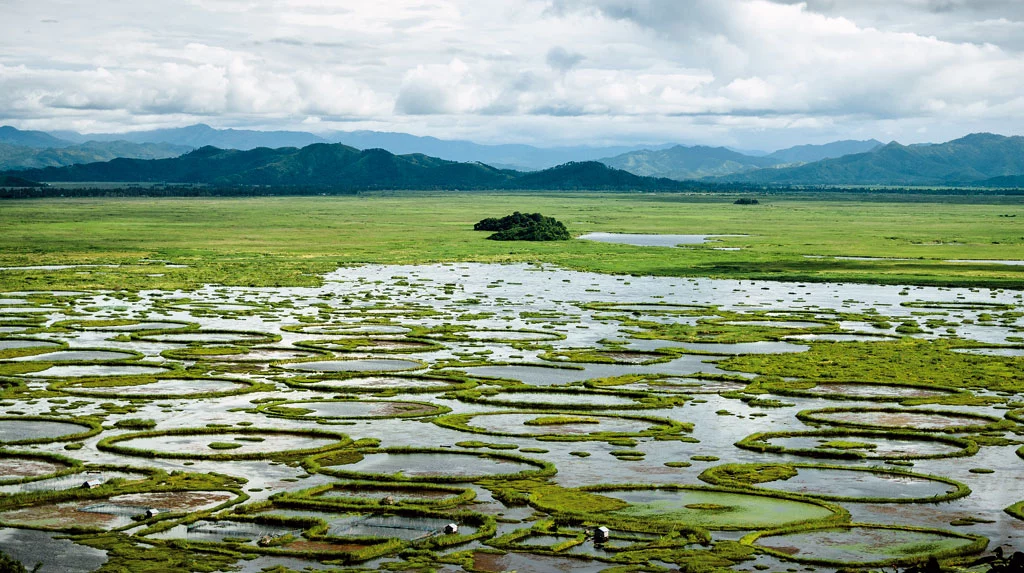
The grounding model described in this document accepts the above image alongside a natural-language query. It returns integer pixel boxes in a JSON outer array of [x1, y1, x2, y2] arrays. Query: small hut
[[443, 523, 459, 535], [594, 526, 610, 543], [144, 508, 160, 519]]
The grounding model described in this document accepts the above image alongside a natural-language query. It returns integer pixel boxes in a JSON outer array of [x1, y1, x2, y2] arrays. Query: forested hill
[[716, 133, 1024, 185], [4, 144, 692, 191]]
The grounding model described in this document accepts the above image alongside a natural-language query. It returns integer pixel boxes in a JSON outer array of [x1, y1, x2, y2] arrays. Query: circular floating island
[[0, 416, 101, 446], [307, 448, 554, 482], [424, 328, 563, 342], [736, 429, 978, 460], [743, 524, 986, 566], [699, 463, 969, 503], [757, 380, 963, 402], [51, 375, 262, 399], [286, 373, 473, 393], [98, 427, 350, 460], [453, 387, 680, 410], [299, 337, 442, 354], [12, 349, 141, 362], [258, 399, 449, 421], [531, 484, 843, 530], [22, 364, 173, 378], [277, 358, 426, 373], [133, 329, 279, 344], [55, 319, 193, 332], [299, 482, 473, 508], [287, 323, 412, 335], [433, 410, 689, 441], [0, 450, 82, 485], [0, 489, 239, 531], [797, 406, 1007, 433], [0, 338, 64, 359]]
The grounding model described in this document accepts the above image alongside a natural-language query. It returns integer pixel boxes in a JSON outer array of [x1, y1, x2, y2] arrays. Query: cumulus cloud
[[0, 0, 1023, 148]]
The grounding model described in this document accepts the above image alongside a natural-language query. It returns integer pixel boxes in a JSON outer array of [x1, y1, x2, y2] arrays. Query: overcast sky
[[1, 0, 1023, 150]]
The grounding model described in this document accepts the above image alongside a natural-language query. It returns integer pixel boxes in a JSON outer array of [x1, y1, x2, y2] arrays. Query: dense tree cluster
[[474, 212, 570, 241], [733, 198, 760, 204]]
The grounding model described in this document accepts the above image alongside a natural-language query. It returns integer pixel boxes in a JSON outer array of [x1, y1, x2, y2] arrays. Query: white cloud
[[0, 0, 1022, 148]]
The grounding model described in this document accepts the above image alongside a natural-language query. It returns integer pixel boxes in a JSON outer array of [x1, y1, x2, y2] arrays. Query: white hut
[[594, 526, 610, 543], [443, 523, 459, 535]]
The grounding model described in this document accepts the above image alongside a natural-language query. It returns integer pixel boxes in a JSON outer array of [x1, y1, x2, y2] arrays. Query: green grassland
[[0, 192, 1021, 290]]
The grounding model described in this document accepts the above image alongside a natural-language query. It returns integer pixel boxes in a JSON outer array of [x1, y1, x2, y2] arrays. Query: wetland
[[0, 194, 1020, 572]]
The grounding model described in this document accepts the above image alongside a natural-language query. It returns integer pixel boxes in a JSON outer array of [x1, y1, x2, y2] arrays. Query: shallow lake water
[[0, 262, 1020, 571]]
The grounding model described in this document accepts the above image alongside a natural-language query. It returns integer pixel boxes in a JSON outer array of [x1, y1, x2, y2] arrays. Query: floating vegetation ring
[[7, 347, 144, 363], [19, 362, 175, 378], [530, 484, 845, 531], [581, 301, 712, 314], [539, 349, 672, 365], [698, 462, 971, 504], [451, 387, 684, 411], [282, 323, 412, 336], [423, 328, 564, 342], [754, 380, 964, 403], [284, 373, 473, 394], [585, 373, 749, 394], [736, 429, 979, 461], [0, 416, 102, 446], [306, 447, 556, 483], [132, 329, 281, 345], [98, 427, 351, 461], [741, 523, 987, 567], [256, 399, 450, 422], [433, 410, 690, 442], [0, 449, 83, 486], [296, 337, 444, 354], [796, 406, 1008, 433], [901, 301, 1013, 311], [52, 319, 194, 332], [49, 375, 269, 399], [0, 337, 67, 359], [273, 480, 475, 510], [274, 357, 427, 374], [0, 470, 245, 533]]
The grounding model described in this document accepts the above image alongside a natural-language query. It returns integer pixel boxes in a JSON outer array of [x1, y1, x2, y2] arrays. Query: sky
[[1, 0, 1023, 150]]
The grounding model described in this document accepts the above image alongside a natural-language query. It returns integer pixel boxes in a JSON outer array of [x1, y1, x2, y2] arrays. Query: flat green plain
[[0, 193, 1021, 290]]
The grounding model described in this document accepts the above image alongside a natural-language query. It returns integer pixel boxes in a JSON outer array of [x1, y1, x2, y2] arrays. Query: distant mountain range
[[0, 141, 191, 171], [6, 144, 690, 191], [1, 123, 1022, 188], [47, 124, 671, 171], [714, 133, 1024, 185], [598, 139, 883, 180], [599, 145, 780, 180]]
